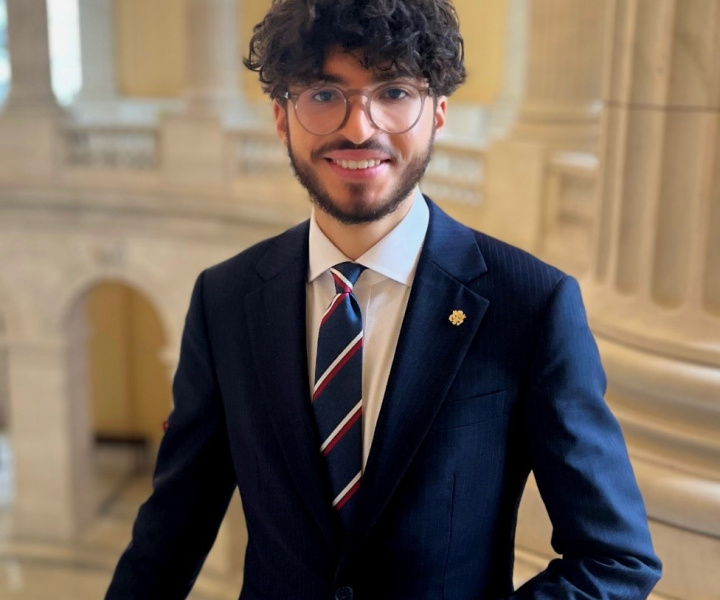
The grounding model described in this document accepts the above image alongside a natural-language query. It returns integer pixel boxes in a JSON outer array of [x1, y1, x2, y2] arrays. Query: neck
[[314, 192, 417, 260]]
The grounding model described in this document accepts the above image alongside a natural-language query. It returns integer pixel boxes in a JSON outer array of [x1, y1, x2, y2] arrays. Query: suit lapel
[[244, 220, 339, 550], [243, 200, 490, 555], [351, 199, 490, 543]]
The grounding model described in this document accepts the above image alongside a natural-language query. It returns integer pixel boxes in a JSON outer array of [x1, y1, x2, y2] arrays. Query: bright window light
[[0, 0, 10, 104], [47, 0, 82, 105]]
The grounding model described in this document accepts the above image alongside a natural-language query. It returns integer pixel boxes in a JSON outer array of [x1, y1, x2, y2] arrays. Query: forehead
[[317, 47, 421, 86]]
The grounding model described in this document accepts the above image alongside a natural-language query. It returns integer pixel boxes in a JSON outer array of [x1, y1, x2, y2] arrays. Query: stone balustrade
[[421, 141, 486, 205], [63, 124, 159, 170], [229, 128, 290, 176], [1, 119, 489, 218], [539, 150, 599, 273]]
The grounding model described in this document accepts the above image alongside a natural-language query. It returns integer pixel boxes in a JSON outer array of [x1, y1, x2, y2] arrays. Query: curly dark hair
[[243, 0, 466, 101]]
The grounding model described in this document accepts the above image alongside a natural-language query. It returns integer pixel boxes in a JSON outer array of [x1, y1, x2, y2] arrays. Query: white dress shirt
[[307, 189, 429, 469]]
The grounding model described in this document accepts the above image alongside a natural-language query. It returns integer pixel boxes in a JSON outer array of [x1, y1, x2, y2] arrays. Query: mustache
[[312, 139, 397, 160]]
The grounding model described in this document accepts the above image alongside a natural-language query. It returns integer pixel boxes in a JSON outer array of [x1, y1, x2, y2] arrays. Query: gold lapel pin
[[449, 310, 466, 326]]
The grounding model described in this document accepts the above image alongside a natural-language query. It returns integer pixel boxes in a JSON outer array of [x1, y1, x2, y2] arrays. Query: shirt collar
[[308, 188, 429, 286]]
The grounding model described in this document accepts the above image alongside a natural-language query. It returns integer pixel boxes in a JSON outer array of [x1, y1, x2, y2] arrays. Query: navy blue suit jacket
[[106, 197, 661, 599]]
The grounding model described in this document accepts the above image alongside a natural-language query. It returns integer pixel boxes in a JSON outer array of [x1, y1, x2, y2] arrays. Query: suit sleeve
[[509, 275, 662, 599], [105, 270, 237, 600]]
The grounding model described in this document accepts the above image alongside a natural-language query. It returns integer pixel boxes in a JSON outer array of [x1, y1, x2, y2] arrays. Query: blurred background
[[0, 0, 718, 598]]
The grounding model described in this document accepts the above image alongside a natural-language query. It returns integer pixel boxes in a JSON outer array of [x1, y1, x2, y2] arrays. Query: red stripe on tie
[[335, 476, 361, 511], [332, 272, 352, 294], [321, 293, 346, 326], [313, 337, 363, 401], [322, 406, 362, 456]]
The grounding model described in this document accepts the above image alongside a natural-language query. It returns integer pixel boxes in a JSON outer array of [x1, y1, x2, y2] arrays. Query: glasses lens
[[295, 87, 347, 135], [369, 84, 423, 134], [293, 83, 426, 135]]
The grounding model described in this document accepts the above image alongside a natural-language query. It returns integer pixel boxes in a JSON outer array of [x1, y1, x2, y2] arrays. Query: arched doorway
[[68, 280, 172, 519]]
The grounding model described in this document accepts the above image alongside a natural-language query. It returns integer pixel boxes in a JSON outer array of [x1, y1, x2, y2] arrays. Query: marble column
[[160, 0, 245, 191], [583, 1, 720, 598], [73, 0, 185, 124], [184, 0, 245, 123], [483, 0, 608, 253], [511, 0, 607, 149], [7, 335, 94, 540], [486, 0, 529, 139], [74, 0, 118, 115], [2, 0, 61, 115], [0, 0, 64, 181]]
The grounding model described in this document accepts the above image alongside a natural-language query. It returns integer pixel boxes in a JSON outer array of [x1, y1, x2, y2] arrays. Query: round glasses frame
[[282, 82, 432, 136]]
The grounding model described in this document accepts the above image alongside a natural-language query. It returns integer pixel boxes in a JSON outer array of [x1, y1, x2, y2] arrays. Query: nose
[[339, 96, 378, 144]]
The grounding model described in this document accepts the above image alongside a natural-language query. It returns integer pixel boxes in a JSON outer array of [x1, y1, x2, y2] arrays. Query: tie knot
[[331, 262, 365, 292]]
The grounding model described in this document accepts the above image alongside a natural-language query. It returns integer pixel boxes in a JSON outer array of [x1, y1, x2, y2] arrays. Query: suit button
[[335, 586, 353, 600]]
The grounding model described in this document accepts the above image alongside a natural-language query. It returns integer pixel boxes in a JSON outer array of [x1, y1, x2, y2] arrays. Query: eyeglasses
[[283, 82, 432, 136]]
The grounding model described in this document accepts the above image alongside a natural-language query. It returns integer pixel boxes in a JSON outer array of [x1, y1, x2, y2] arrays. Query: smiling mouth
[[326, 158, 387, 170]]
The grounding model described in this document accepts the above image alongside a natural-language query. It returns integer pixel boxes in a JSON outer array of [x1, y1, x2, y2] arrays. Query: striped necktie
[[313, 261, 366, 531]]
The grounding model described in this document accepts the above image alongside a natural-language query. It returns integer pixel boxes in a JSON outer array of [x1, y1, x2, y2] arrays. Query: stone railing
[[228, 129, 487, 206], [539, 150, 598, 271], [62, 124, 159, 170], [51, 122, 486, 210], [60, 125, 290, 177], [228, 128, 289, 176], [543, 151, 598, 228], [422, 140, 486, 205]]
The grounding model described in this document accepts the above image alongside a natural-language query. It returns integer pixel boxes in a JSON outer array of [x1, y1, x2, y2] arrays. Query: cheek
[[395, 114, 435, 157], [286, 116, 315, 154], [393, 133, 424, 159], [287, 130, 313, 159]]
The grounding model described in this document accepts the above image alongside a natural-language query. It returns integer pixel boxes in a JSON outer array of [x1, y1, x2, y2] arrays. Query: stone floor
[[0, 434, 241, 600]]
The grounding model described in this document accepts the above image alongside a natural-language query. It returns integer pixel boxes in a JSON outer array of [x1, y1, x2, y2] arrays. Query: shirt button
[[335, 586, 354, 600]]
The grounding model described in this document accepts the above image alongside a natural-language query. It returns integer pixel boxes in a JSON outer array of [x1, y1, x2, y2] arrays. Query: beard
[[285, 125, 436, 225]]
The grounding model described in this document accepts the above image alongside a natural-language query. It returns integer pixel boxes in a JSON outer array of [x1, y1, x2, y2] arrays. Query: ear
[[433, 96, 448, 133], [273, 100, 289, 145]]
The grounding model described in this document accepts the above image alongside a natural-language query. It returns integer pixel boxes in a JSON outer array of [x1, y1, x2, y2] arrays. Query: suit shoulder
[[424, 197, 567, 296], [471, 228, 569, 297], [201, 219, 309, 296]]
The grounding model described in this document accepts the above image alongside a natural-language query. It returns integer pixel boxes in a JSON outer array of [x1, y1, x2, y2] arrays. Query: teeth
[[333, 159, 383, 170]]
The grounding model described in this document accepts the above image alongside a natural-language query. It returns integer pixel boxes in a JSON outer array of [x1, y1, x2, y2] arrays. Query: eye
[[308, 88, 343, 103], [378, 86, 412, 101]]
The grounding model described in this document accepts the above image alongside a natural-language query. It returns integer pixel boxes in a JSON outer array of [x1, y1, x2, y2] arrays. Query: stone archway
[[5, 271, 175, 541], [65, 279, 173, 521]]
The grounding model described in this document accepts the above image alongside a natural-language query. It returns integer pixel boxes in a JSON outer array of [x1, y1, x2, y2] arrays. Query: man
[[106, 1, 661, 599]]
